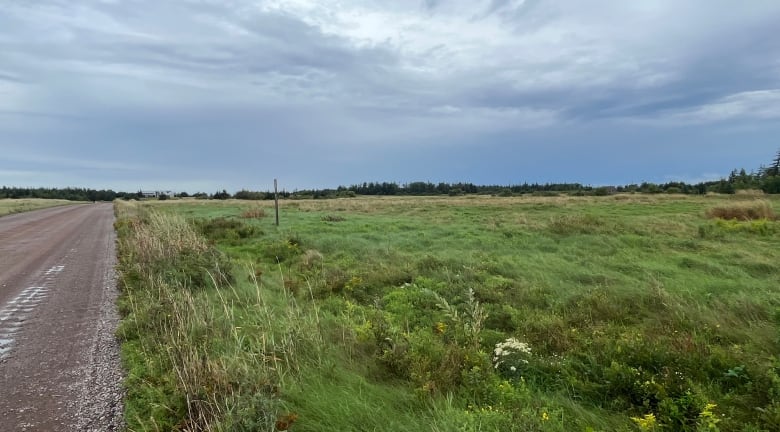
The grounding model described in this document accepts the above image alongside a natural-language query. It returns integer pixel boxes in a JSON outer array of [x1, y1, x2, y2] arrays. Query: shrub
[[195, 217, 259, 241], [705, 200, 776, 221], [264, 237, 303, 263], [321, 214, 346, 222]]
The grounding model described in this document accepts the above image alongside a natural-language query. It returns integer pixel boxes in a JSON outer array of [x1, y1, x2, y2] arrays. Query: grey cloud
[[422, 0, 441, 11], [481, 0, 539, 20], [2, 0, 779, 191], [0, 72, 25, 83], [1, 3, 406, 113], [453, 10, 780, 122]]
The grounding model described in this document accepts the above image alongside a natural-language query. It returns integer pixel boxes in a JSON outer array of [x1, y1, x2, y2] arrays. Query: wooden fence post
[[274, 179, 279, 226]]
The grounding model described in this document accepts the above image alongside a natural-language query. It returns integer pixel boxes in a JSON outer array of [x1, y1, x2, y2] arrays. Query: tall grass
[[115, 202, 325, 431]]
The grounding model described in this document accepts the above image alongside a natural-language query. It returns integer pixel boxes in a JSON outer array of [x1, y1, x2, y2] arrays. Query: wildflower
[[542, 412, 549, 421], [492, 338, 532, 370], [698, 403, 721, 430], [631, 413, 656, 431]]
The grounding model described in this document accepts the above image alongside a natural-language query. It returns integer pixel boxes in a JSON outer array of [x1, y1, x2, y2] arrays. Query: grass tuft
[[321, 215, 346, 222], [706, 200, 776, 221], [241, 207, 267, 219]]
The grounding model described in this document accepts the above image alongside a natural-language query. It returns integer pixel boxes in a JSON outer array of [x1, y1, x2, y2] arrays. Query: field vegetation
[[0, 198, 73, 217], [115, 194, 780, 431]]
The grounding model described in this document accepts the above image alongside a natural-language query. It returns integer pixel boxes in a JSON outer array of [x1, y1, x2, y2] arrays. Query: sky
[[1, 0, 779, 192]]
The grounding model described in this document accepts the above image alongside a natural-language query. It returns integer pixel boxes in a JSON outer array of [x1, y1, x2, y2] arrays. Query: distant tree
[[234, 189, 267, 200], [766, 148, 780, 177], [713, 179, 735, 194], [213, 190, 231, 200], [639, 182, 661, 194], [762, 176, 780, 193]]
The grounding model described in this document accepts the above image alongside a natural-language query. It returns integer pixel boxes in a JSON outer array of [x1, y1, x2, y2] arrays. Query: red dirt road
[[0, 204, 123, 431]]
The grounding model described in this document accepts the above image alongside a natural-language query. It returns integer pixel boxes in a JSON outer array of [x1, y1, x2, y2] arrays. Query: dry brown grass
[[706, 200, 777, 221], [300, 249, 324, 270], [735, 189, 766, 197], [0, 198, 73, 216], [241, 207, 267, 219], [276, 194, 690, 214]]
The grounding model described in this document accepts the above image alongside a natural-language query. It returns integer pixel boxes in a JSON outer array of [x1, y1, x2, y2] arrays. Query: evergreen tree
[[767, 148, 780, 177]]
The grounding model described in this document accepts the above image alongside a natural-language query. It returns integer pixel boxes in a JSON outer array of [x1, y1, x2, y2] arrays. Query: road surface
[[0, 203, 123, 431]]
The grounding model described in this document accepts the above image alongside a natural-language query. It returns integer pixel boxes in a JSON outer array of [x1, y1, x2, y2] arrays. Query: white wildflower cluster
[[493, 338, 532, 370]]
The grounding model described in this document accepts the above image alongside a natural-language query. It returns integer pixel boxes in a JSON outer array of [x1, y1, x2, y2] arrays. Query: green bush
[[263, 237, 303, 263], [699, 218, 777, 237], [195, 217, 259, 242]]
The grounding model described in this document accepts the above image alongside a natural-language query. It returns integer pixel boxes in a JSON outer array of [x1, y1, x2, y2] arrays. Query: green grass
[[0, 198, 73, 216], [117, 195, 780, 431]]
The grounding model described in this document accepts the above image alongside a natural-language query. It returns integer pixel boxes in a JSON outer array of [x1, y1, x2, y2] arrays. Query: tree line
[[0, 187, 126, 201], [241, 148, 780, 199], [3, 149, 779, 201]]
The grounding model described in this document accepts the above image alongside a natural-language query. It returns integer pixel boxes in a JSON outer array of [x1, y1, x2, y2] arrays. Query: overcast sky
[[2, 0, 779, 192]]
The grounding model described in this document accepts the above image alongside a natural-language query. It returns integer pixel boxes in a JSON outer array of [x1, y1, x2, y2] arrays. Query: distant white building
[[140, 190, 174, 198]]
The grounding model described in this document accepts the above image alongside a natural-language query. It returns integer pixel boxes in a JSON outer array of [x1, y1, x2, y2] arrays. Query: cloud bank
[[1, 0, 779, 191]]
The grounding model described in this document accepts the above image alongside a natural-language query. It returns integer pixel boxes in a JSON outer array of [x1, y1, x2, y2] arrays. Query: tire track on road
[[0, 264, 64, 360]]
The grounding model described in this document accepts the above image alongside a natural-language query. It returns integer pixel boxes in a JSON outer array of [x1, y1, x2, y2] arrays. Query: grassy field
[[115, 194, 780, 431], [0, 198, 73, 217]]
